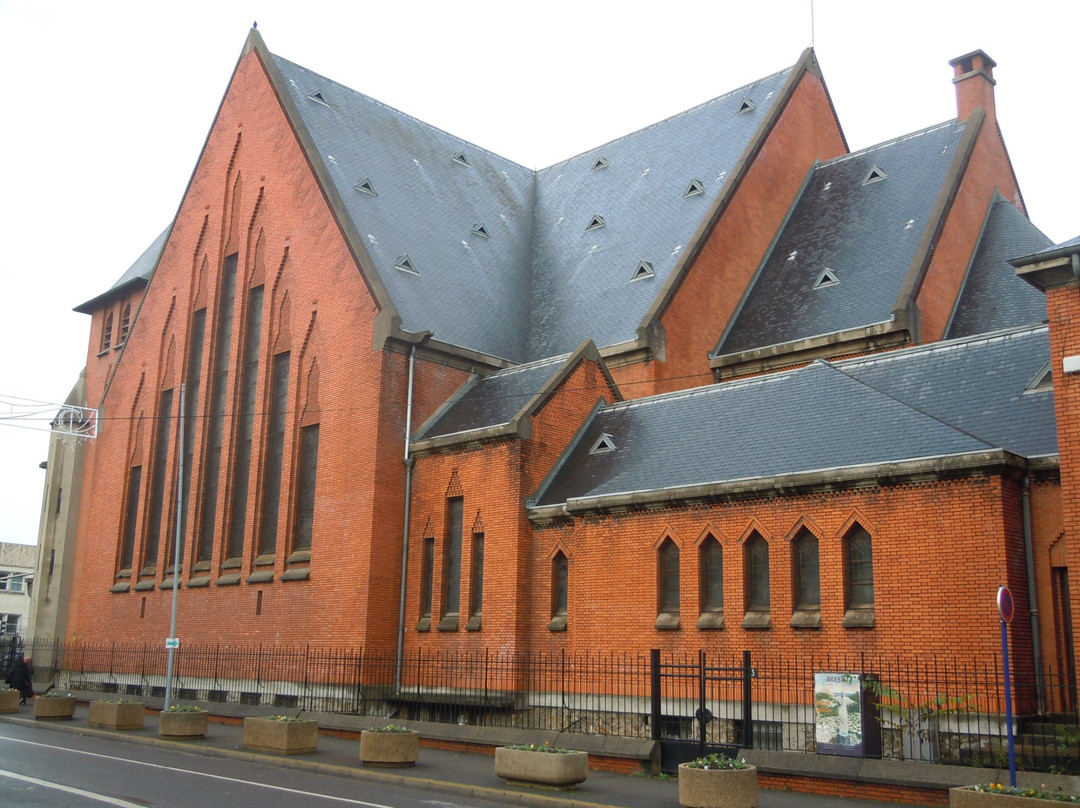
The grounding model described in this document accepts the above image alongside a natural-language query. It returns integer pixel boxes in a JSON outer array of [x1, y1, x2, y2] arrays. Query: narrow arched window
[[101, 312, 114, 352]]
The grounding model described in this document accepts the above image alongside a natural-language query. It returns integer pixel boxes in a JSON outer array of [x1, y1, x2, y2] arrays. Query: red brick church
[[33, 28, 1080, 719]]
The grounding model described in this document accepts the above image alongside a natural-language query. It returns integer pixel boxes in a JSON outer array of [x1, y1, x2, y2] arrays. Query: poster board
[[814, 672, 864, 757]]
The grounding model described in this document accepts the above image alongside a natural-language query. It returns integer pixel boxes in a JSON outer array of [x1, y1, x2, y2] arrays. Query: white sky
[[0, 0, 1077, 544]]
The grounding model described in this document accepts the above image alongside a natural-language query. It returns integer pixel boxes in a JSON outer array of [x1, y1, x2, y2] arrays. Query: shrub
[[685, 752, 749, 770]]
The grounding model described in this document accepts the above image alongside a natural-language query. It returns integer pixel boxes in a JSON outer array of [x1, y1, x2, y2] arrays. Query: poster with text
[[814, 672, 864, 757]]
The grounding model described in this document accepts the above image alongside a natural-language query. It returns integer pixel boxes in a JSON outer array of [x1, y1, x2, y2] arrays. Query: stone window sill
[[843, 608, 875, 628], [742, 610, 771, 630], [654, 612, 680, 631], [790, 609, 821, 629], [697, 611, 725, 630], [437, 614, 459, 632], [548, 614, 567, 632]]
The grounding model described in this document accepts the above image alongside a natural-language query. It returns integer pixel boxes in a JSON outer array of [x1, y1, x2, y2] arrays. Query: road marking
[[0, 737, 400, 807], [0, 768, 149, 807]]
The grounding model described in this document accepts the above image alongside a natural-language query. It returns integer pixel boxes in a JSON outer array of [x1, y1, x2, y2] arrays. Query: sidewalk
[[0, 705, 923, 808]]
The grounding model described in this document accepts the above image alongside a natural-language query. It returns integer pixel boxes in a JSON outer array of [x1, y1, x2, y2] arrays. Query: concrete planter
[[949, 786, 1068, 808], [678, 763, 758, 808], [0, 688, 20, 713], [34, 695, 76, 720], [360, 729, 420, 767], [244, 717, 318, 755], [89, 700, 145, 730], [494, 747, 588, 790], [159, 709, 208, 739]]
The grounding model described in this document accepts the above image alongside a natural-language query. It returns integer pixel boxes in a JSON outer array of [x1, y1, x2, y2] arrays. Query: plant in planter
[[158, 704, 208, 739], [678, 752, 758, 808], [34, 692, 76, 720], [360, 724, 420, 768], [243, 714, 318, 755], [89, 698, 145, 730], [494, 742, 589, 790], [950, 784, 1080, 807], [0, 688, 20, 713]]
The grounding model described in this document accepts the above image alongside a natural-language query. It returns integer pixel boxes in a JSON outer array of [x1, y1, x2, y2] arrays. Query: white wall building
[[0, 543, 38, 638]]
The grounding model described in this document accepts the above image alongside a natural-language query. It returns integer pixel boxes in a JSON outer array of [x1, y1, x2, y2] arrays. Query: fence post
[[650, 649, 661, 741], [742, 650, 753, 749], [698, 649, 707, 758]]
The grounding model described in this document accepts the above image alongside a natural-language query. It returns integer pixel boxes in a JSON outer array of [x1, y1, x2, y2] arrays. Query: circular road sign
[[997, 586, 1014, 623]]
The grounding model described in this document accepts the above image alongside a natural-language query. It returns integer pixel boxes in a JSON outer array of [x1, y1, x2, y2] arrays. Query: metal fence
[[17, 638, 1080, 774]]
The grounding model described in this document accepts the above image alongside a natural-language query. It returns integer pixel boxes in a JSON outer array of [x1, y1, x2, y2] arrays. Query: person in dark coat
[[6, 654, 34, 704]]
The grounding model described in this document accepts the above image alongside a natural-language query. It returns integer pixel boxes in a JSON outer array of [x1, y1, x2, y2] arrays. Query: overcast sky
[[1, 0, 1077, 544]]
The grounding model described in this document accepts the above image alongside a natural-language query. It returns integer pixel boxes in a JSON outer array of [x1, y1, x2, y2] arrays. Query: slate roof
[[271, 51, 793, 362], [414, 354, 571, 441], [533, 325, 1053, 507], [835, 325, 1055, 458], [946, 195, 1051, 339], [716, 121, 967, 356], [75, 226, 171, 313]]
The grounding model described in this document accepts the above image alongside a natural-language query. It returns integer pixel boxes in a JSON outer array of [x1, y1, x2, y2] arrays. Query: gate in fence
[[650, 649, 753, 773]]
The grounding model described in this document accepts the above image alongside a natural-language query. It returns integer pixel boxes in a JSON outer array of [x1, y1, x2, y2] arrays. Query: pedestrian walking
[[6, 654, 34, 705]]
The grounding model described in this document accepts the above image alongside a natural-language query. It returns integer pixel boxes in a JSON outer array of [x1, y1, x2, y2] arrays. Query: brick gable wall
[[609, 70, 847, 399], [66, 49, 397, 647]]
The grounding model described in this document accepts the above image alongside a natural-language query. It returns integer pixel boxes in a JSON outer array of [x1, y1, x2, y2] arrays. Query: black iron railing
[[18, 638, 1079, 773]]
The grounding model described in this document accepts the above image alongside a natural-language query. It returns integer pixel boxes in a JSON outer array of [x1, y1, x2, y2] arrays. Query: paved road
[[0, 720, 507, 808]]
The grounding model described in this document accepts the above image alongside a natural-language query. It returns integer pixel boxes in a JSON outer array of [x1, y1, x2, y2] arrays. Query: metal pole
[[164, 383, 185, 711], [1001, 617, 1017, 787]]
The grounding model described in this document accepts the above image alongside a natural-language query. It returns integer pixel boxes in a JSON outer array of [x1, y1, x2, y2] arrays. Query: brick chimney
[[949, 49, 997, 121]]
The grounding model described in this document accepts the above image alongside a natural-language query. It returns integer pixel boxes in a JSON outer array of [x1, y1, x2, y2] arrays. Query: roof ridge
[[484, 353, 573, 377], [820, 119, 961, 167], [536, 65, 796, 173], [833, 323, 1048, 369]]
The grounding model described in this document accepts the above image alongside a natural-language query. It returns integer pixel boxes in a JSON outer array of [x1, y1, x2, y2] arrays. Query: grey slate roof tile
[[415, 354, 570, 440], [836, 325, 1055, 457], [717, 121, 966, 356], [75, 226, 171, 312], [273, 52, 792, 362], [534, 325, 1053, 506], [946, 196, 1051, 339], [525, 70, 794, 359]]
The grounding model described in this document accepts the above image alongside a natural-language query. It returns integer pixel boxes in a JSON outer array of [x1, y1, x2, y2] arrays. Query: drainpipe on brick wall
[[396, 333, 431, 692], [1022, 474, 1045, 714]]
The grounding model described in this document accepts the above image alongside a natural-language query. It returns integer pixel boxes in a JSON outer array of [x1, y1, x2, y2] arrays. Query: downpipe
[[1021, 474, 1045, 714], [396, 333, 430, 692]]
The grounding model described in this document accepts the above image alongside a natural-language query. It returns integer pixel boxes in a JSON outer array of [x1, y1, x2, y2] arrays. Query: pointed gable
[[413, 340, 619, 451]]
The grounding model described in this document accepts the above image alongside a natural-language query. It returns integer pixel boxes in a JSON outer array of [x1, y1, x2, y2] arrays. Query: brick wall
[[66, 48, 398, 647]]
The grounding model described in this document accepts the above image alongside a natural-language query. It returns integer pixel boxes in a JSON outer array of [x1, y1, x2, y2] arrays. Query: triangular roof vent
[[453, 151, 471, 167], [632, 261, 655, 281], [1025, 361, 1053, 394], [585, 214, 606, 232], [684, 179, 705, 197], [395, 255, 418, 275], [354, 178, 378, 196], [813, 268, 840, 289], [737, 97, 756, 114], [591, 156, 609, 171], [306, 90, 330, 107], [863, 165, 887, 185], [589, 433, 616, 454], [472, 223, 491, 239]]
